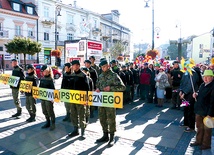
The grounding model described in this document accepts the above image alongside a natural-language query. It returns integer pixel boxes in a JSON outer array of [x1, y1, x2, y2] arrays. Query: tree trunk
[[24, 53, 26, 70]]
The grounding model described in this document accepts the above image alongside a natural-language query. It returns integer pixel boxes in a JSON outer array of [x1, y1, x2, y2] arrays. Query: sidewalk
[[0, 96, 213, 155]]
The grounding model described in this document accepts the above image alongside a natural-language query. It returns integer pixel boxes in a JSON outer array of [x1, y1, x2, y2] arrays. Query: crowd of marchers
[[8, 56, 214, 149]]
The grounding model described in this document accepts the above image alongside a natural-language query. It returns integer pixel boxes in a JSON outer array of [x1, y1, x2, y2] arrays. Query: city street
[[0, 76, 213, 155]]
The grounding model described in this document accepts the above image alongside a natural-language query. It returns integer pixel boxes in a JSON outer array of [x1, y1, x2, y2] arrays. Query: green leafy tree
[[167, 43, 187, 60], [5, 37, 41, 69], [110, 41, 125, 59]]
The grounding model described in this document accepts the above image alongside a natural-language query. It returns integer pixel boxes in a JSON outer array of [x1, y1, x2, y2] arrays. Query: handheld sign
[[32, 87, 60, 103], [19, 80, 33, 93]]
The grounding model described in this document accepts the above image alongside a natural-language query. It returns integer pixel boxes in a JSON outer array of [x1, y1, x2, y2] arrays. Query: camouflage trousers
[[25, 96, 36, 115], [11, 88, 22, 111], [64, 102, 71, 113], [98, 107, 116, 133], [41, 100, 55, 121], [70, 104, 86, 129]]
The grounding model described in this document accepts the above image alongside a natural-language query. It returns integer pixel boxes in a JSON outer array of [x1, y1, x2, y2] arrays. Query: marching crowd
[[8, 56, 214, 149]]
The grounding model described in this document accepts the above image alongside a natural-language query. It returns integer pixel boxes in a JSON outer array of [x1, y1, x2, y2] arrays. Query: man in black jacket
[[68, 60, 90, 139], [10, 59, 25, 117], [190, 70, 214, 150], [171, 61, 183, 109], [61, 63, 72, 122]]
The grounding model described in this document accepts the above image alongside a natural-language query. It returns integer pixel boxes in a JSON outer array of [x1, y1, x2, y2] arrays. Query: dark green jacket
[[39, 75, 55, 89], [11, 65, 25, 89], [25, 72, 38, 96], [96, 69, 126, 92]]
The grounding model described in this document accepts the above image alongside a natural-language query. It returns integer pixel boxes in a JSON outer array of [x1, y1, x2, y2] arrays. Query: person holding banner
[[84, 59, 98, 118], [25, 65, 39, 122], [39, 65, 56, 131], [68, 60, 90, 139], [190, 70, 214, 150], [61, 62, 72, 122], [10, 59, 25, 117], [81, 67, 94, 123], [95, 60, 126, 147]]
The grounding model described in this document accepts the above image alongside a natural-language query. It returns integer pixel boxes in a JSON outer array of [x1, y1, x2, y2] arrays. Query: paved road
[[0, 78, 214, 154]]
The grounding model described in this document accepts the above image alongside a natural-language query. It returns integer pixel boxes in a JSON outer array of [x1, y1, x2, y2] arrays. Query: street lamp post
[[144, 0, 154, 50], [176, 23, 182, 60], [55, 5, 61, 66]]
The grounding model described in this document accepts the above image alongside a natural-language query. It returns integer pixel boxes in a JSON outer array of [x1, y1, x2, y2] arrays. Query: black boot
[[12, 109, 22, 117], [96, 132, 109, 143], [108, 133, 115, 147], [41, 117, 50, 129], [63, 112, 70, 122], [50, 120, 55, 131], [26, 114, 36, 122], [68, 127, 79, 137], [80, 128, 85, 140]]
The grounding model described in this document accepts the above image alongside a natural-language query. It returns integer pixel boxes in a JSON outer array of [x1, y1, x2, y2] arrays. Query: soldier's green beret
[[100, 57, 106, 62], [84, 59, 91, 64], [64, 63, 71, 68], [121, 65, 126, 68], [71, 60, 80, 65], [111, 60, 116, 64], [81, 67, 89, 72], [41, 65, 47, 71], [27, 64, 34, 69], [11, 58, 17, 62], [99, 60, 108, 67]]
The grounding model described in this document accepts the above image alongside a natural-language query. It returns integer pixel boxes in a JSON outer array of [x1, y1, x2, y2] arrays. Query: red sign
[[87, 41, 102, 50], [70, 57, 81, 62]]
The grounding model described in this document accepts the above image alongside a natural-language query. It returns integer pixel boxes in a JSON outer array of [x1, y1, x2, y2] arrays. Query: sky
[[62, 0, 214, 47]]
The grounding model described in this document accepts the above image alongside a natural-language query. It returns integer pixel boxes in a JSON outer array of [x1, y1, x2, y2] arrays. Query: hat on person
[[99, 60, 108, 67], [173, 61, 180, 65], [144, 62, 148, 66], [154, 63, 160, 67], [27, 64, 34, 69], [121, 65, 126, 68], [71, 60, 80, 65], [41, 65, 48, 71], [111, 60, 116, 64], [64, 63, 71, 68], [11, 58, 17, 62], [159, 66, 165, 70], [100, 57, 106, 62], [203, 70, 214, 77], [81, 67, 89, 72], [89, 56, 95, 60], [84, 59, 91, 64]]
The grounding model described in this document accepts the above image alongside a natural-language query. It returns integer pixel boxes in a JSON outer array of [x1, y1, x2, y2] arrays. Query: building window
[[15, 25, 21, 36], [28, 27, 34, 37], [13, 3, 20, 12], [44, 32, 49, 40], [44, 6, 49, 17], [0, 22, 2, 31], [67, 14, 74, 24], [199, 44, 203, 49], [67, 33, 73, 40], [93, 19, 97, 28], [27, 6, 33, 14]]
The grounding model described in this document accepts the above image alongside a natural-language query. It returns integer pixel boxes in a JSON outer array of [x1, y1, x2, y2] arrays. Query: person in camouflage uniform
[[39, 65, 56, 131], [61, 63, 72, 122], [10, 59, 25, 117], [95, 60, 126, 147], [25, 65, 39, 122]]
